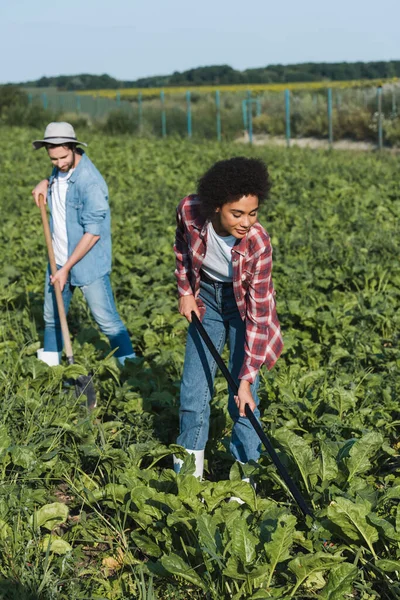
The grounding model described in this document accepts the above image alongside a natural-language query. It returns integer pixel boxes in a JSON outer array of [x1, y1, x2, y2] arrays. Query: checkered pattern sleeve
[[173, 201, 194, 297], [238, 243, 283, 383]]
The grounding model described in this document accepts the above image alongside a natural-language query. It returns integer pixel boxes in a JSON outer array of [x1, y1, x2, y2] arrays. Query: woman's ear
[[215, 207, 221, 214]]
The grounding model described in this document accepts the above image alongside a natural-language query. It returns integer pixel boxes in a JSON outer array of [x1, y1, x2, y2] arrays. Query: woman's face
[[213, 195, 259, 238]]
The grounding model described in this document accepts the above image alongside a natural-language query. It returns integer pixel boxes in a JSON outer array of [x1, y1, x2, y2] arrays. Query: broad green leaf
[[177, 474, 203, 502], [265, 514, 296, 586], [202, 480, 256, 511], [368, 513, 400, 542], [327, 497, 378, 557], [131, 531, 162, 558], [375, 559, 400, 573], [40, 535, 72, 555], [274, 428, 319, 493], [0, 425, 10, 454], [319, 441, 338, 484], [91, 484, 129, 504], [231, 518, 258, 565], [32, 502, 69, 530], [0, 519, 12, 541], [288, 552, 344, 592], [10, 445, 36, 469], [320, 563, 358, 599], [161, 552, 206, 590], [345, 432, 383, 481], [385, 485, 400, 500], [196, 513, 220, 556]]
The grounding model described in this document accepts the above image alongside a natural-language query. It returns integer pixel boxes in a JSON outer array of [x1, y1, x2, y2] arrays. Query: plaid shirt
[[174, 195, 283, 383]]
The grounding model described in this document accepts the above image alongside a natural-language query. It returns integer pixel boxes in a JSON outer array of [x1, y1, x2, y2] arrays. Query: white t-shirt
[[51, 169, 73, 266], [201, 222, 237, 282]]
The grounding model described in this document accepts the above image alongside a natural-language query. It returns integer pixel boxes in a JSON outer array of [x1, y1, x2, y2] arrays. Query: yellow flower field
[[79, 77, 399, 98]]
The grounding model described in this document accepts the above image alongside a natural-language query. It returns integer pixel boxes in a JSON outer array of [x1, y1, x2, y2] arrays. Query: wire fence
[[26, 85, 400, 148]]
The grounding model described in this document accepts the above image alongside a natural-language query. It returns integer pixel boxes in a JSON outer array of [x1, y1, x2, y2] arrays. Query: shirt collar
[[68, 150, 86, 183]]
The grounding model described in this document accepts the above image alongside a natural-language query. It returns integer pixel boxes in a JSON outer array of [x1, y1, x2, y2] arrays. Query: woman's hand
[[178, 294, 201, 322], [32, 179, 49, 207], [235, 380, 257, 417]]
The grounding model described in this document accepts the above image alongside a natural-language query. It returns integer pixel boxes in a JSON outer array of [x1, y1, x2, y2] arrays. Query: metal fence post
[[247, 91, 253, 144], [76, 95, 81, 113], [186, 90, 192, 138], [377, 86, 383, 150], [285, 89, 291, 148], [392, 89, 397, 115], [41, 93, 48, 110], [242, 99, 248, 130], [116, 91, 121, 105], [216, 90, 221, 141], [327, 88, 333, 149], [160, 90, 166, 137]]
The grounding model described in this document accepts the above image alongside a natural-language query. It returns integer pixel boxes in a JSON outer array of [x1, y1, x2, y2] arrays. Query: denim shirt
[[47, 152, 112, 286]]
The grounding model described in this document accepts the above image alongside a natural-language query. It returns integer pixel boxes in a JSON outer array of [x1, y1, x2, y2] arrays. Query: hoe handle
[[38, 193, 74, 362], [191, 311, 313, 518]]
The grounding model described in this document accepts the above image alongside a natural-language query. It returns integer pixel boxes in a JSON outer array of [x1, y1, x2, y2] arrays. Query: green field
[[0, 128, 399, 599]]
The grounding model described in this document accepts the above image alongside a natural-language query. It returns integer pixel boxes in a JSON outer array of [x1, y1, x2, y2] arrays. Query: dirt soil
[[236, 132, 399, 153]]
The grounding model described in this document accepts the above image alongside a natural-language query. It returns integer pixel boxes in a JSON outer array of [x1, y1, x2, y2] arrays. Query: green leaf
[[265, 514, 296, 586], [368, 513, 400, 542], [231, 518, 258, 565], [32, 502, 69, 530], [345, 432, 383, 481], [320, 563, 358, 599], [0, 519, 12, 541], [274, 428, 319, 493], [0, 425, 10, 454], [319, 441, 338, 484], [40, 535, 72, 555], [327, 497, 378, 557], [10, 445, 36, 469], [288, 552, 344, 594], [196, 513, 220, 557], [161, 553, 206, 590], [202, 480, 256, 511], [375, 559, 400, 573], [131, 531, 162, 558]]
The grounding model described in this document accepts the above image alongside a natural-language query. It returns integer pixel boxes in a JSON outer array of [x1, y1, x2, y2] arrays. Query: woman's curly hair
[[197, 156, 271, 219]]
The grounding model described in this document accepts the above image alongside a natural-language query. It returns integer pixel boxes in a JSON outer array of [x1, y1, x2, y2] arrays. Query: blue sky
[[1, 0, 399, 83]]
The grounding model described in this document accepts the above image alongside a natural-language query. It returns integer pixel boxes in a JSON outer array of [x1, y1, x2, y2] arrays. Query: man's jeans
[[177, 278, 261, 463], [43, 266, 133, 358]]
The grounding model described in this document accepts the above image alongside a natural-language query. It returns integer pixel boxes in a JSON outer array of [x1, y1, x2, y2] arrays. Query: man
[[32, 121, 135, 366]]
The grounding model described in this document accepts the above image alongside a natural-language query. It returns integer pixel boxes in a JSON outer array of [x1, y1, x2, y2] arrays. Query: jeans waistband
[[200, 270, 233, 288]]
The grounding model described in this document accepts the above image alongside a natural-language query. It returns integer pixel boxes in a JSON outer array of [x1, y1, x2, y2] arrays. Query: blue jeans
[[177, 278, 261, 463], [43, 266, 133, 358]]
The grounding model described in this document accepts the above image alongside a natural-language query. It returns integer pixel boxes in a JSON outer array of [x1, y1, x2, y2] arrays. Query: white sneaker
[[116, 353, 136, 366], [173, 449, 204, 480], [37, 348, 61, 366]]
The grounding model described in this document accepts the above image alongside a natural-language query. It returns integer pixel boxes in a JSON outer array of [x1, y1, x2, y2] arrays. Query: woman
[[173, 156, 283, 479]]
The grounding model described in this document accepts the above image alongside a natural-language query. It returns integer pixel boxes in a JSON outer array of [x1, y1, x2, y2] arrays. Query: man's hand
[[32, 179, 49, 207], [178, 294, 201, 322], [50, 266, 69, 292], [235, 380, 257, 418]]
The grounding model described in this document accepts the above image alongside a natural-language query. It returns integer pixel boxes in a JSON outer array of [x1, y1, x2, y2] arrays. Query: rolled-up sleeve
[[80, 183, 108, 235]]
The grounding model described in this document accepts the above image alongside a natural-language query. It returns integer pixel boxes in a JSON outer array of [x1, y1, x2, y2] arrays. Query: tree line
[[20, 61, 400, 91]]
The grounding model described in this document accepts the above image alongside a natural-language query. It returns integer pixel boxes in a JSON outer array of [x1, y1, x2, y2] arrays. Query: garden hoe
[[191, 312, 313, 518], [39, 194, 97, 410]]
